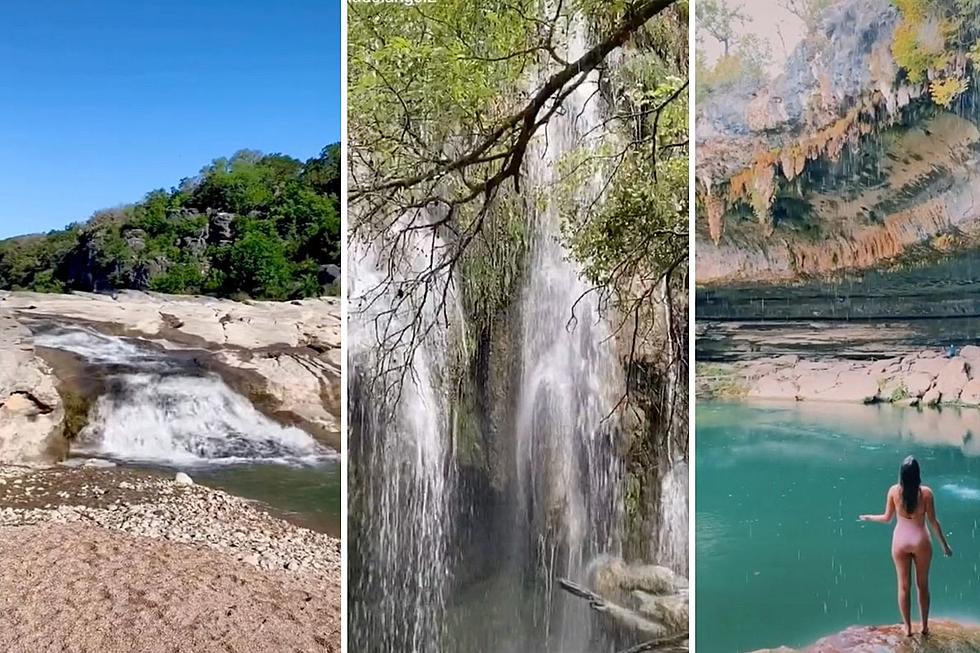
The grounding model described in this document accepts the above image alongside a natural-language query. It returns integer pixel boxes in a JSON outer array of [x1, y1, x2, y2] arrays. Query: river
[[32, 324, 341, 536]]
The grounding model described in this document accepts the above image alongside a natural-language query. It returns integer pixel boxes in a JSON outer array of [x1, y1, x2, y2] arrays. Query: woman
[[859, 456, 953, 637]]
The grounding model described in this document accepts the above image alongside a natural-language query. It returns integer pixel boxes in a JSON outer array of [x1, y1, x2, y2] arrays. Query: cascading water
[[511, 19, 627, 652], [35, 327, 330, 467], [348, 238, 459, 653], [655, 461, 689, 575], [347, 12, 661, 652]]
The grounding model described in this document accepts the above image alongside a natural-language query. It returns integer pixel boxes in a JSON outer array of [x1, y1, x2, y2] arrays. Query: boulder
[[935, 358, 970, 402], [0, 316, 65, 463], [319, 264, 342, 285], [922, 387, 942, 406], [208, 211, 235, 244], [901, 372, 935, 398], [564, 558, 688, 640], [174, 472, 194, 485], [960, 378, 980, 405], [960, 345, 980, 365], [882, 371, 934, 401], [123, 228, 147, 252]]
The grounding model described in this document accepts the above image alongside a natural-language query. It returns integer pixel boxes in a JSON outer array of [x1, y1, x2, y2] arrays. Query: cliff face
[[696, 0, 980, 286]]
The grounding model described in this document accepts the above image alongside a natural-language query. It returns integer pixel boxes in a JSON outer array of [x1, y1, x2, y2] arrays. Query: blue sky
[[0, 0, 341, 238]]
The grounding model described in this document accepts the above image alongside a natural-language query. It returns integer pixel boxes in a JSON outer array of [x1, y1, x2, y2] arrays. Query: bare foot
[[922, 627, 930, 637]]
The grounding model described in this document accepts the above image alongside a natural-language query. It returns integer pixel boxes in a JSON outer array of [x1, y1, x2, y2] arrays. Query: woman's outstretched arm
[[925, 488, 953, 556], [859, 487, 895, 523]]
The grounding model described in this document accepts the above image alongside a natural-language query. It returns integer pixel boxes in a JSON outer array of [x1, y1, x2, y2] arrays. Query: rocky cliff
[[697, 0, 980, 286]]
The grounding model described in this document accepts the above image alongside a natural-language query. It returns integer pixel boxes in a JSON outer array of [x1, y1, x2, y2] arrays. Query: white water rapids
[[36, 327, 330, 467]]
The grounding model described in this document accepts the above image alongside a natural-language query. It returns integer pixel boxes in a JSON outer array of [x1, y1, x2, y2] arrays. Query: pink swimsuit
[[892, 501, 931, 559]]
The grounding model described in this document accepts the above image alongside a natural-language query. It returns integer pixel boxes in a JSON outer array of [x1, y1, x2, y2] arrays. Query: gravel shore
[[0, 464, 340, 652]]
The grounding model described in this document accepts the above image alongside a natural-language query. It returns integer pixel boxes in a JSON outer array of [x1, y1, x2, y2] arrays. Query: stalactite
[[705, 193, 725, 245], [749, 163, 776, 234]]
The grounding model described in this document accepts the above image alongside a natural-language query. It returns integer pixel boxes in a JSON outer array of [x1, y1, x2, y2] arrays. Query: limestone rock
[[796, 370, 842, 400], [794, 365, 879, 403], [817, 370, 879, 404], [869, 358, 901, 377], [748, 375, 798, 400], [207, 211, 235, 244], [0, 315, 65, 463], [960, 345, 980, 364], [752, 620, 980, 653], [960, 378, 980, 406], [908, 356, 949, 378], [174, 472, 194, 486], [935, 358, 970, 402], [218, 351, 339, 439], [901, 372, 935, 398]]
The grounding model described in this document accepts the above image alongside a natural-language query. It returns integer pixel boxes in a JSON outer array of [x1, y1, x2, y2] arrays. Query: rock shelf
[[753, 620, 980, 652], [700, 347, 980, 408]]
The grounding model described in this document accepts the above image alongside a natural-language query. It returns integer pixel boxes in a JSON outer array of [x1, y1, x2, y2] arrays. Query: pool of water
[[696, 401, 980, 653], [68, 456, 343, 536], [193, 461, 342, 536], [36, 323, 342, 537]]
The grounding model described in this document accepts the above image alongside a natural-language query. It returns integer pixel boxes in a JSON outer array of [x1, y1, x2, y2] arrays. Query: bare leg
[[893, 551, 912, 636], [914, 546, 933, 635]]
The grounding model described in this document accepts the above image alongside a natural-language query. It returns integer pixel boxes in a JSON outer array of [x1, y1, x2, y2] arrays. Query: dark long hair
[[900, 456, 922, 514]]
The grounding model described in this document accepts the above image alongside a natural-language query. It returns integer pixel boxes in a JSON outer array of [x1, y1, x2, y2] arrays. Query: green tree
[[349, 0, 686, 371], [302, 144, 341, 197], [226, 223, 292, 299], [696, 0, 748, 56], [0, 144, 340, 301]]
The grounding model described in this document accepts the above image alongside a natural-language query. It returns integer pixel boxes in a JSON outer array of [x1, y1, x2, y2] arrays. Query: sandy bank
[[0, 521, 339, 653]]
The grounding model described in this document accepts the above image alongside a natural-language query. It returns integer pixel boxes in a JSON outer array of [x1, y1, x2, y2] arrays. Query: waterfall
[[347, 11, 639, 652], [655, 461, 689, 575], [512, 19, 627, 651], [348, 236, 459, 652], [652, 278, 689, 577], [36, 328, 149, 364], [36, 327, 330, 467]]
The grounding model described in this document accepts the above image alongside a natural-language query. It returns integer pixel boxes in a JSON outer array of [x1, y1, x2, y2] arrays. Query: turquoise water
[[697, 401, 980, 652]]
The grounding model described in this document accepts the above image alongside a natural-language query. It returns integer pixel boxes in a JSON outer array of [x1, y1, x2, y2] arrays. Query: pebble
[[0, 473, 339, 584]]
